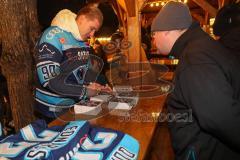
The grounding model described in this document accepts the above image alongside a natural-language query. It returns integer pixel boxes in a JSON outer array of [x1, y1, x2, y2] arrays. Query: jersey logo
[[59, 37, 66, 44], [39, 44, 55, 55], [46, 28, 63, 40]]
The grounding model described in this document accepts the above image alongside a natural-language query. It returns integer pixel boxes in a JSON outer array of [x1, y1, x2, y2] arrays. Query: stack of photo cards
[[90, 93, 113, 103], [116, 92, 139, 106], [109, 85, 139, 111], [108, 97, 136, 110], [74, 100, 102, 115]]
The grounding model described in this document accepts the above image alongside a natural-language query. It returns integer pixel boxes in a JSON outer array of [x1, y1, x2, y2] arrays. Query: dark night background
[[37, 0, 119, 37]]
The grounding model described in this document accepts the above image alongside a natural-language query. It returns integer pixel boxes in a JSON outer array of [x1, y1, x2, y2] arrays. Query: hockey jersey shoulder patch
[[39, 26, 66, 53], [37, 42, 63, 62]]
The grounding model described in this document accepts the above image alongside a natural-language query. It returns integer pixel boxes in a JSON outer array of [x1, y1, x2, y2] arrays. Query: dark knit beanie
[[213, 3, 240, 37], [151, 1, 192, 32]]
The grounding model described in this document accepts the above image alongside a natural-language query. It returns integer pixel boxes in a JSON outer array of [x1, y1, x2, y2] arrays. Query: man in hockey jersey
[[34, 6, 111, 123]]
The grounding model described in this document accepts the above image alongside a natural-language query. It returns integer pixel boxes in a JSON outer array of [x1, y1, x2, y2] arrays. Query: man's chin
[[157, 49, 169, 55]]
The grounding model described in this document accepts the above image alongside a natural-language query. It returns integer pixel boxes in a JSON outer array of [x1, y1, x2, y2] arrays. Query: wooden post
[[126, 0, 147, 62]]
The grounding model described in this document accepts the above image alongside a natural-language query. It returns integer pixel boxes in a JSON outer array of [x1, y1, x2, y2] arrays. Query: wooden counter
[[49, 95, 167, 160]]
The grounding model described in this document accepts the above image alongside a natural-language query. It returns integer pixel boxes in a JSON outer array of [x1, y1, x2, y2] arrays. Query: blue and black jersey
[[72, 126, 139, 160], [0, 120, 89, 159], [34, 26, 103, 118], [0, 120, 139, 160]]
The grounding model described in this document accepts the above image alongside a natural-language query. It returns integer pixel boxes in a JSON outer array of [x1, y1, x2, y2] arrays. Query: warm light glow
[[209, 18, 215, 26], [96, 37, 111, 42], [148, 0, 188, 7]]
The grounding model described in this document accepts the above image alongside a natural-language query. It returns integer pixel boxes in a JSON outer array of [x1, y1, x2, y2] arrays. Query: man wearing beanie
[[151, 1, 240, 160]]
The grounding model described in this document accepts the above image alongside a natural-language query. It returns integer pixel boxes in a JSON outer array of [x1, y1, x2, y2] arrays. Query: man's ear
[[76, 15, 85, 22]]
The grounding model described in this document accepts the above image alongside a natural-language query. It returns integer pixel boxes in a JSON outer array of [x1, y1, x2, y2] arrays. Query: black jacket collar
[[170, 21, 202, 59]]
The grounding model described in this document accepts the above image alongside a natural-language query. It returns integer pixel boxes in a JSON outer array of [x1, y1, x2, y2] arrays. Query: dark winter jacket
[[167, 22, 240, 160], [219, 27, 240, 58]]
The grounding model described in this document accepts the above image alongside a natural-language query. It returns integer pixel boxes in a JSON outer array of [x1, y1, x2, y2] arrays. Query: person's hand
[[100, 84, 113, 94], [86, 82, 102, 97]]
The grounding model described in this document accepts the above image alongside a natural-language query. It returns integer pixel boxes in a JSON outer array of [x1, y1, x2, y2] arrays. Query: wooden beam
[[192, 13, 205, 25], [124, 0, 136, 17], [138, 0, 147, 11], [110, 0, 124, 27], [117, 0, 127, 12], [218, 0, 224, 9], [192, 0, 217, 17], [204, 12, 209, 25], [218, 0, 231, 9]]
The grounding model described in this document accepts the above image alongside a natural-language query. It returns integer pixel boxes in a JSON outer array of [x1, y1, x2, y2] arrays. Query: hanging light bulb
[[161, 2, 165, 6], [156, 2, 159, 6], [150, 3, 154, 7], [184, 0, 188, 3]]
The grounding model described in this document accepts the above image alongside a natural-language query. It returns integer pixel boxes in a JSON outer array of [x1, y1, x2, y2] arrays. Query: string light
[[96, 37, 111, 42], [148, 0, 188, 8]]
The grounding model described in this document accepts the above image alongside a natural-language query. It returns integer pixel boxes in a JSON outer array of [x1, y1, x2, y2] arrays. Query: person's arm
[[47, 57, 89, 98], [48, 52, 106, 98], [179, 63, 240, 151]]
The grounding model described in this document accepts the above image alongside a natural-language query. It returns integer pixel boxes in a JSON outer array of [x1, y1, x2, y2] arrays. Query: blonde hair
[[76, 5, 103, 26]]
